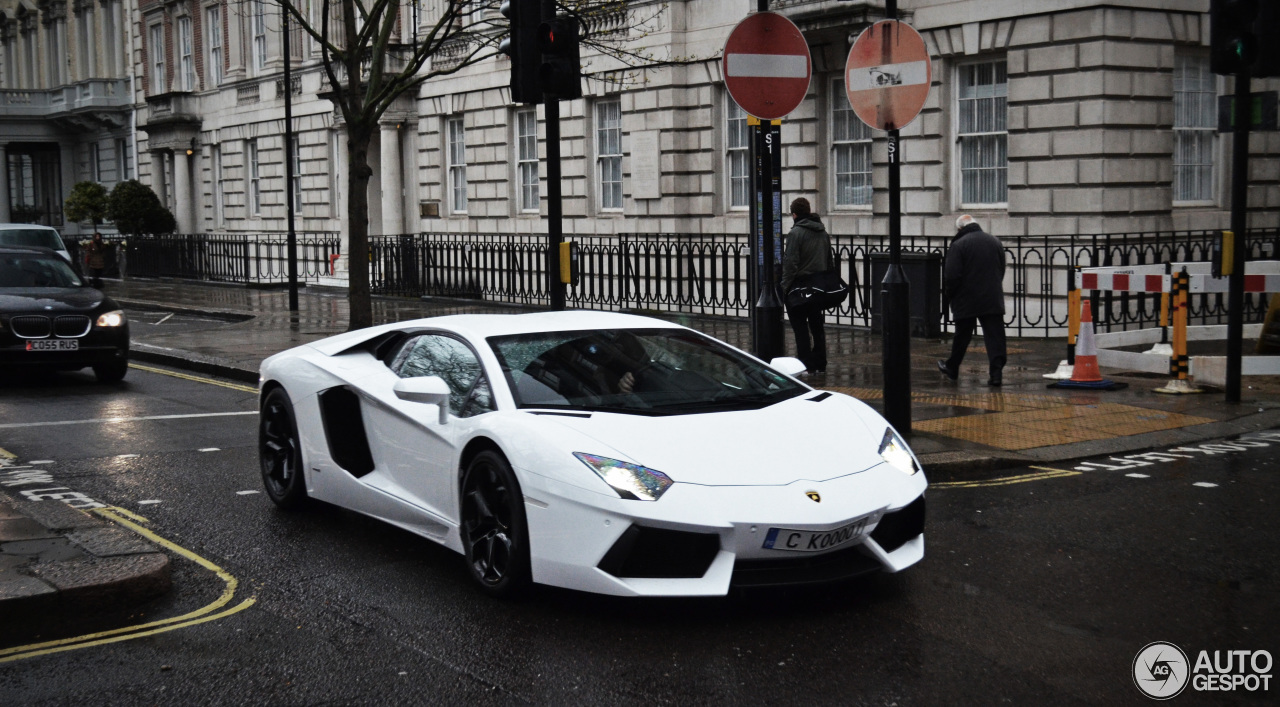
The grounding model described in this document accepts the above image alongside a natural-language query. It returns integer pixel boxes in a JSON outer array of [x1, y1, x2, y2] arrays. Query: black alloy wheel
[[259, 387, 307, 510], [460, 450, 530, 597]]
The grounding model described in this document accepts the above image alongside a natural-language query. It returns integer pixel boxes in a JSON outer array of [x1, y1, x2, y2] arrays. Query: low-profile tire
[[93, 359, 128, 383], [259, 387, 308, 510], [460, 450, 530, 597]]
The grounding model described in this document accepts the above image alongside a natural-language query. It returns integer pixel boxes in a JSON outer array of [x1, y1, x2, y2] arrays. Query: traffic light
[[500, 0, 542, 104], [537, 15, 582, 99], [1211, 0, 1279, 77]]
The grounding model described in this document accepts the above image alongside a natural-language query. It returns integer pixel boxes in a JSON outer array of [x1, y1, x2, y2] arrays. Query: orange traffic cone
[[1048, 300, 1126, 390]]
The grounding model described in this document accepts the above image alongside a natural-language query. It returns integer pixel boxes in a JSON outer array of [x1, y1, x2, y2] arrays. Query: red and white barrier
[[1075, 264, 1169, 294]]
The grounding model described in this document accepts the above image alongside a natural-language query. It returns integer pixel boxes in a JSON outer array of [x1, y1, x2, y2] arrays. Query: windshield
[[0, 252, 84, 288], [0, 229, 65, 251], [489, 328, 807, 415]]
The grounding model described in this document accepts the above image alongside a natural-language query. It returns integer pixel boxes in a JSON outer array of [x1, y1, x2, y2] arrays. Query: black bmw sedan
[[0, 245, 129, 382]]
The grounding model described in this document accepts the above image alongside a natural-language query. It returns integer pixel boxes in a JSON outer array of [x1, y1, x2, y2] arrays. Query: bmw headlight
[[574, 452, 674, 501], [879, 428, 919, 475], [96, 310, 126, 327]]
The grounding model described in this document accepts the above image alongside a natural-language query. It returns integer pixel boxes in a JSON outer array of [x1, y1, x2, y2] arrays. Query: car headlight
[[879, 428, 919, 475], [573, 452, 674, 501], [96, 310, 126, 327]]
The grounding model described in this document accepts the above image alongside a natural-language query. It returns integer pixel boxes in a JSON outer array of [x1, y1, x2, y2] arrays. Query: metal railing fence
[[95, 233, 343, 284], [371, 229, 1279, 337]]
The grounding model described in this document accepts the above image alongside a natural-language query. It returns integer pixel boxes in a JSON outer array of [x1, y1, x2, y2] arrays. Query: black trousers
[[946, 313, 1007, 377], [786, 303, 826, 372]]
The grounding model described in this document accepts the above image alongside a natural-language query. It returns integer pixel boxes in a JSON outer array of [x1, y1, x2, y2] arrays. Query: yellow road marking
[[0, 507, 253, 663], [0, 446, 15, 459], [108, 506, 151, 524], [129, 363, 258, 394], [932, 466, 1082, 489]]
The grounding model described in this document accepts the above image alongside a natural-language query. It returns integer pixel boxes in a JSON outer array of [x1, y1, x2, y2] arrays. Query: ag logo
[[1133, 641, 1190, 699], [805, 491, 821, 503]]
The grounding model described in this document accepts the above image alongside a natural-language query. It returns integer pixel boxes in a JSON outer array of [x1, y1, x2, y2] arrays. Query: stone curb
[[0, 489, 171, 629]]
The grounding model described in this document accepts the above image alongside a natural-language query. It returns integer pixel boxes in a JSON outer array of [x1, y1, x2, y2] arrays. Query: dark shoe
[[936, 360, 957, 381], [987, 376, 1002, 387]]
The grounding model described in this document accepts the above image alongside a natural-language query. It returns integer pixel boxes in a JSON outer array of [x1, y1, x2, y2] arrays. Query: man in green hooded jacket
[[781, 197, 832, 375]]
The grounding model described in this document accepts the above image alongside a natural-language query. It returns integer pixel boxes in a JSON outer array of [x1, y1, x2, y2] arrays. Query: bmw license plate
[[762, 514, 878, 552], [26, 339, 79, 351]]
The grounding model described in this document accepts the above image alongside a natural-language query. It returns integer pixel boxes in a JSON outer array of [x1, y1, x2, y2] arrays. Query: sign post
[[846, 7, 932, 433], [722, 7, 811, 362]]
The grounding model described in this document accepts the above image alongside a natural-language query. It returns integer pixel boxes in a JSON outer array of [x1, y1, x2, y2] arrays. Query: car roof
[[309, 310, 687, 356], [0, 224, 60, 233]]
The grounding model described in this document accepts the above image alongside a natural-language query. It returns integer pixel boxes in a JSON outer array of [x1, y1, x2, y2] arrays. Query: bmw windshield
[[0, 252, 84, 288], [489, 328, 807, 415]]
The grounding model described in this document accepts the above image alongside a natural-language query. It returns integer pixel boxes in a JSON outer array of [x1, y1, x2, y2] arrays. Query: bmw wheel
[[93, 360, 128, 383], [259, 387, 307, 510], [460, 450, 530, 597]]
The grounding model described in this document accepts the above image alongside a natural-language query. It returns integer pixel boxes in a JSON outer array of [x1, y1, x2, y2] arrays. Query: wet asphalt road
[[0, 365, 1277, 705]]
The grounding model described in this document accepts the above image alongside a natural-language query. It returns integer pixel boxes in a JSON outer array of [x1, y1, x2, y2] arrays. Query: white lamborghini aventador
[[258, 311, 926, 597]]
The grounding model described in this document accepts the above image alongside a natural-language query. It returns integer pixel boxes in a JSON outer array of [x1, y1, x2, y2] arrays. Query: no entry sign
[[722, 12, 812, 120], [845, 20, 932, 131]]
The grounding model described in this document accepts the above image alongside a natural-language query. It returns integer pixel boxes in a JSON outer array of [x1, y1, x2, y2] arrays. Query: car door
[[361, 332, 495, 525]]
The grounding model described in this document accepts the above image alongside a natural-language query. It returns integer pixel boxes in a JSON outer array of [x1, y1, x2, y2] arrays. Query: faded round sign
[[845, 20, 932, 131], [722, 11, 812, 120]]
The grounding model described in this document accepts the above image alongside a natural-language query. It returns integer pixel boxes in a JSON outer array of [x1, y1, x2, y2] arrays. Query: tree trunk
[[346, 124, 375, 330]]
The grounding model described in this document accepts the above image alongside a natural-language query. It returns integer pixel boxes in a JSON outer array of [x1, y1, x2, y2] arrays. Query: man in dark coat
[[781, 197, 831, 375], [938, 215, 1007, 386]]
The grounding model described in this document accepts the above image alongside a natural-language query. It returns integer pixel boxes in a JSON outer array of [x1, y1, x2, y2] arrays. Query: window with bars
[[596, 99, 623, 211], [447, 117, 467, 214], [832, 78, 872, 207], [148, 23, 164, 94], [1174, 55, 1217, 203], [213, 144, 224, 227], [291, 135, 302, 213], [516, 109, 539, 213], [957, 60, 1008, 206], [247, 139, 260, 216], [178, 16, 194, 91], [251, 0, 267, 72], [207, 6, 223, 87], [726, 99, 749, 209]]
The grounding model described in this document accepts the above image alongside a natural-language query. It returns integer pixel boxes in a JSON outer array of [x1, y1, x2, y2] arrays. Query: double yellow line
[[931, 466, 1081, 489], [129, 363, 258, 394], [0, 508, 255, 663]]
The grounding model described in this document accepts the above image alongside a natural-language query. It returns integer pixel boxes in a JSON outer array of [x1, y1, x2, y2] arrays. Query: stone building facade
[[0, 0, 134, 234], [8, 1, 1277, 253]]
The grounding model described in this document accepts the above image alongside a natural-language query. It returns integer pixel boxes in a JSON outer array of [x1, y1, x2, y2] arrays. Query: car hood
[[538, 393, 893, 486], [0, 288, 110, 313]]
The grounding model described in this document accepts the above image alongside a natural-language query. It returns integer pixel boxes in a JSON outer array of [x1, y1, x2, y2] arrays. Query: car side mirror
[[393, 376, 452, 425], [768, 357, 808, 377]]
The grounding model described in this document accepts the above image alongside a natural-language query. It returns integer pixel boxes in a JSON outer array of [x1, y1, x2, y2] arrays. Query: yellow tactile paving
[[913, 404, 1215, 450], [822, 388, 1215, 450]]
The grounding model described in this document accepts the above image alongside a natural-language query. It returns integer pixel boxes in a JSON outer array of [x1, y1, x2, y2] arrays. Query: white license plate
[[762, 515, 878, 552], [26, 339, 79, 351]]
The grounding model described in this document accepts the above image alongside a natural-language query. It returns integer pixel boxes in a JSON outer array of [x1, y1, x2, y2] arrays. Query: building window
[[596, 99, 623, 211], [1174, 55, 1217, 203], [148, 23, 164, 94], [446, 116, 467, 214], [330, 131, 342, 218], [76, 5, 96, 79], [957, 59, 1008, 206], [178, 16, 195, 91], [291, 135, 302, 213], [726, 99, 749, 209], [251, 0, 267, 72], [212, 144, 224, 227], [247, 139, 260, 216], [116, 138, 131, 180], [206, 6, 222, 87], [89, 143, 101, 182], [47, 18, 66, 86], [516, 109, 539, 213], [832, 78, 872, 207], [101, 1, 117, 76]]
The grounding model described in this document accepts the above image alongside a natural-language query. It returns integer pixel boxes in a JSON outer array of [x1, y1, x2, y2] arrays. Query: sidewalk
[[107, 277, 1280, 474]]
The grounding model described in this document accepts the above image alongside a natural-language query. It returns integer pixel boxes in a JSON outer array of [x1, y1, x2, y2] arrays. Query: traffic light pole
[[546, 96, 565, 311], [1226, 68, 1251, 403], [881, 0, 911, 433]]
